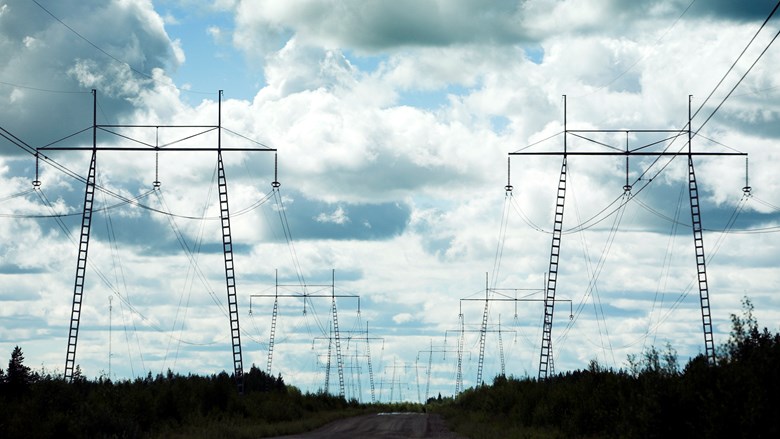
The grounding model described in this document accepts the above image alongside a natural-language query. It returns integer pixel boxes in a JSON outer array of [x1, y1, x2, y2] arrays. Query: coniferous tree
[[6, 346, 31, 394], [0, 362, 5, 395]]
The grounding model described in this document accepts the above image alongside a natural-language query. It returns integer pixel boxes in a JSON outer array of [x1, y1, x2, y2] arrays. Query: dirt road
[[272, 412, 465, 439]]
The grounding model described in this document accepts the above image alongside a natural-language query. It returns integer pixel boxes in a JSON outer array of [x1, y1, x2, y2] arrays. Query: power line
[[575, 0, 698, 98], [31, 0, 212, 96], [694, 26, 780, 135], [0, 80, 89, 94], [32, 0, 152, 80], [690, 0, 780, 123]]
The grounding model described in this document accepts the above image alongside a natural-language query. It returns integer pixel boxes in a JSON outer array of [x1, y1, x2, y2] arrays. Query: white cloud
[[22, 35, 37, 48], [315, 206, 350, 224], [162, 12, 179, 25], [2, 0, 780, 401], [170, 38, 185, 65], [0, 0, 183, 149], [206, 25, 222, 41], [393, 313, 414, 324]]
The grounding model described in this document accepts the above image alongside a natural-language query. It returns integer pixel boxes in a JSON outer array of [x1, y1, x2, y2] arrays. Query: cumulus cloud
[[231, 0, 780, 56], [2, 0, 780, 398], [315, 205, 350, 224], [233, 0, 532, 53], [393, 313, 414, 324], [0, 0, 182, 150]]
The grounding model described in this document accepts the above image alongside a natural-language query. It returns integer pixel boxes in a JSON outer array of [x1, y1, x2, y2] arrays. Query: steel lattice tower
[[509, 95, 745, 378], [44, 90, 275, 392]]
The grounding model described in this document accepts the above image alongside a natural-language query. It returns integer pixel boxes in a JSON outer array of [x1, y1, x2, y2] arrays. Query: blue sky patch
[[397, 83, 470, 110], [160, 4, 260, 102], [524, 44, 544, 65], [342, 50, 388, 73]]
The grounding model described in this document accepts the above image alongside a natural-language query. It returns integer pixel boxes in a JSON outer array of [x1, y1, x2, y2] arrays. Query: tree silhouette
[[6, 346, 32, 395]]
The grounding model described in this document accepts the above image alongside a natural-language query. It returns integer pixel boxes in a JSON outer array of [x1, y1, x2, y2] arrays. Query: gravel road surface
[[271, 412, 466, 439]]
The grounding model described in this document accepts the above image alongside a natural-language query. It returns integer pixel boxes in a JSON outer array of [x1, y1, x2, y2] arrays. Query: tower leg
[[455, 314, 464, 393], [266, 297, 278, 375], [217, 152, 244, 394], [476, 298, 489, 386], [687, 157, 716, 364], [365, 322, 376, 403], [331, 287, 345, 398], [325, 322, 332, 393], [64, 150, 97, 382], [539, 157, 567, 380]]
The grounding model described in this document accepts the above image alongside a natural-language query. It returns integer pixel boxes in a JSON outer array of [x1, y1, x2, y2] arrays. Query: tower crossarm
[[510, 151, 745, 157]]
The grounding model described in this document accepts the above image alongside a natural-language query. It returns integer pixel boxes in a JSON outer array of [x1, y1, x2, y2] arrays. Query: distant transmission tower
[[108, 295, 113, 380], [250, 269, 360, 398], [457, 274, 570, 386]]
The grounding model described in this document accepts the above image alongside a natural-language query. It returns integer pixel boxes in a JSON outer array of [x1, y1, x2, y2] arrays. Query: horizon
[[2, 0, 780, 403]]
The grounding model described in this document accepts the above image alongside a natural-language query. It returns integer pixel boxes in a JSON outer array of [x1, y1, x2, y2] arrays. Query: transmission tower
[[380, 358, 412, 403], [329, 270, 345, 398], [458, 274, 571, 386], [445, 324, 517, 390], [250, 269, 360, 398], [364, 322, 378, 403], [312, 324, 382, 402], [510, 95, 747, 377], [343, 322, 383, 403], [416, 341, 458, 403], [455, 313, 464, 393], [40, 90, 275, 393], [108, 295, 113, 380]]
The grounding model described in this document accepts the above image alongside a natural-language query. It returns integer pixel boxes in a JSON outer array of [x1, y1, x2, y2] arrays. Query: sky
[[2, 0, 780, 403]]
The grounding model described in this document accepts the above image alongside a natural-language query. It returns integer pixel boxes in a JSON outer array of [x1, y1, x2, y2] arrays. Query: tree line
[[431, 297, 780, 438], [0, 350, 415, 438], [2, 297, 777, 438]]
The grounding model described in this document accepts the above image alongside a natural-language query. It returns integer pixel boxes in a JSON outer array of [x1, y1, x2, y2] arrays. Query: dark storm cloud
[[238, 0, 779, 57], [0, 0, 180, 152], [689, 0, 780, 21], [330, 0, 531, 49], [237, 0, 534, 53], [706, 105, 780, 139], [620, 172, 780, 253], [579, 0, 779, 29], [0, 264, 47, 275], [0, 286, 43, 300], [273, 191, 411, 241]]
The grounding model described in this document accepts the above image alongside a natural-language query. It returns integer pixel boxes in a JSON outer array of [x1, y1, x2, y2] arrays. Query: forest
[[432, 298, 780, 438], [1, 298, 778, 438], [0, 352, 419, 438]]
